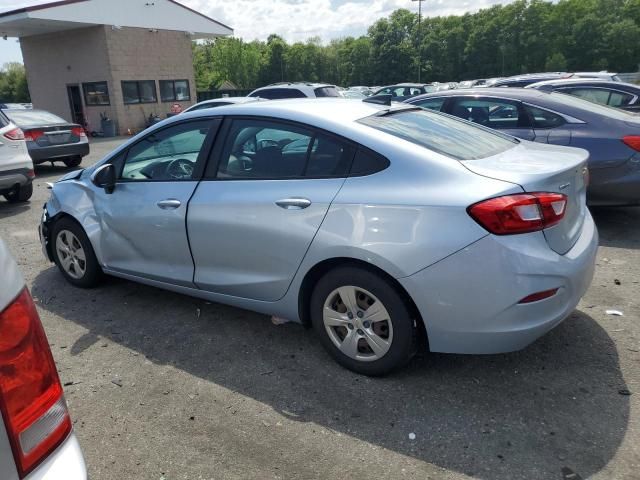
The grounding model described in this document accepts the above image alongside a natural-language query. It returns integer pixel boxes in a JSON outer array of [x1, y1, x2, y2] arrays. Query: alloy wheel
[[55, 230, 87, 279]]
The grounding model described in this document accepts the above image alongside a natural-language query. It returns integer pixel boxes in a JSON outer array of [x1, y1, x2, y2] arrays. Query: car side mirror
[[91, 163, 116, 194]]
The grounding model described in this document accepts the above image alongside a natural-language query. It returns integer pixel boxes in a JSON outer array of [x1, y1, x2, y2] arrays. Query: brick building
[[0, 0, 232, 134]]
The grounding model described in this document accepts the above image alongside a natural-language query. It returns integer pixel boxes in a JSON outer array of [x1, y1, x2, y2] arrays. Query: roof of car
[[408, 87, 551, 102], [526, 78, 639, 89], [260, 82, 334, 88]]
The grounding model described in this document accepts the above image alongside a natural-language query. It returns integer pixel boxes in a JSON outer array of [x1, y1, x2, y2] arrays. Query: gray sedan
[[406, 88, 640, 206], [3, 109, 89, 168], [39, 99, 597, 375]]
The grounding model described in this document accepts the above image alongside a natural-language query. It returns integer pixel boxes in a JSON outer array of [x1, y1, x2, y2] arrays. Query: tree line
[[193, 0, 640, 90]]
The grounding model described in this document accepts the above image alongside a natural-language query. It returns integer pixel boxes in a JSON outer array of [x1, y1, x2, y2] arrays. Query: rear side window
[[350, 149, 390, 176], [0, 111, 8, 128], [449, 97, 529, 129], [251, 88, 306, 100], [216, 119, 353, 179], [358, 108, 517, 161], [314, 87, 340, 98], [413, 98, 445, 111], [525, 105, 566, 128]]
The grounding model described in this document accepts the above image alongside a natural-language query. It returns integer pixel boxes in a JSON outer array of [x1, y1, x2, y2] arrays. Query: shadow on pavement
[[591, 206, 640, 250], [33, 266, 629, 480], [0, 201, 30, 219]]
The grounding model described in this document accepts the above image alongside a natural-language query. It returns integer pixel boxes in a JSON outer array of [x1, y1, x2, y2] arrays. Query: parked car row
[[405, 87, 640, 205]]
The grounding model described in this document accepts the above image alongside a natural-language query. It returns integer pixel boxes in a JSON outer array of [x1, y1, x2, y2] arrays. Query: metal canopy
[[0, 0, 233, 39]]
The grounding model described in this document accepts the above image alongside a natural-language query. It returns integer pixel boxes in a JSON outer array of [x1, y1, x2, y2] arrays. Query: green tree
[[0, 63, 30, 102], [545, 52, 568, 71]]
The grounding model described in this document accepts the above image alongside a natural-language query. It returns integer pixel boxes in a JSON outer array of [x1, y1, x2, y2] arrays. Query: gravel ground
[[1, 137, 639, 480]]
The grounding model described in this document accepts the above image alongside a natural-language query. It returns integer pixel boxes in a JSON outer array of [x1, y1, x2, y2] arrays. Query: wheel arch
[[44, 211, 89, 262], [297, 257, 428, 349]]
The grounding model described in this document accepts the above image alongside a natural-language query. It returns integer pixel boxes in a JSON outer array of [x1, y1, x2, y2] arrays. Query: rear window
[[4, 110, 67, 127], [358, 108, 518, 160], [314, 86, 340, 98]]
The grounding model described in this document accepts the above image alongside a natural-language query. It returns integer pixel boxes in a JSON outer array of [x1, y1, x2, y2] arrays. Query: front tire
[[51, 218, 103, 288], [311, 266, 416, 376], [63, 156, 82, 168], [4, 183, 33, 203]]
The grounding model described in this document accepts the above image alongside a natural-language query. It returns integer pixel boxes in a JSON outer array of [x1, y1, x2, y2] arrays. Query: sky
[[0, 0, 518, 65]]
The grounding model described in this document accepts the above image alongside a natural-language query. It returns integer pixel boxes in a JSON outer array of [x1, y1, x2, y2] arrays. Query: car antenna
[[363, 94, 392, 106]]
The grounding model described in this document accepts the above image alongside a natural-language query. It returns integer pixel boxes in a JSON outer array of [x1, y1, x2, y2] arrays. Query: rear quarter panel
[[297, 137, 524, 278]]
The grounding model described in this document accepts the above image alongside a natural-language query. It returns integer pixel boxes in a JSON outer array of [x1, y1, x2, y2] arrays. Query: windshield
[[4, 109, 67, 127], [358, 108, 518, 160], [550, 91, 638, 121]]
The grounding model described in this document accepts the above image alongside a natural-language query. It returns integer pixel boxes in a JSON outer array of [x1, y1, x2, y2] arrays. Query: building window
[[122, 80, 157, 104], [83, 82, 110, 106], [159, 80, 190, 102]]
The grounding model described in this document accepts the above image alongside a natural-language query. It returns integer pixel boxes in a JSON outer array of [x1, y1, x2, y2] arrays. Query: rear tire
[[63, 156, 82, 168], [4, 183, 33, 203], [310, 266, 416, 376], [51, 217, 103, 288]]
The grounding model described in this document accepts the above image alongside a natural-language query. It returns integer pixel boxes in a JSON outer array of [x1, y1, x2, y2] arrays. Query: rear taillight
[[468, 192, 567, 235], [0, 288, 71, 478], [23, 130, 44, 142], [71, 127, 86, 138], [622, 135, 640, 152], [27, 169, 35, 179], [4, 127, 25, 141]]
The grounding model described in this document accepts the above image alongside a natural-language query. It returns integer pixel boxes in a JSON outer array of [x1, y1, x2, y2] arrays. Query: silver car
[[0, 239, 86, 479], [39, 99, 598, 375]]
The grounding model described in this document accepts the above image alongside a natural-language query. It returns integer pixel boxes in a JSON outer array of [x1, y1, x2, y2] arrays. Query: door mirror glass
[[91, 163, 116, 194]]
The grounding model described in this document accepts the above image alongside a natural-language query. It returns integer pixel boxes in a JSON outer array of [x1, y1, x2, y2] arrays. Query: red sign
[[170, 103, 183, 114]]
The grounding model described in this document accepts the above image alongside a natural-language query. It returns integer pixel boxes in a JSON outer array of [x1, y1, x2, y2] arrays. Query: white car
[[248, 83, 341, 99], [0, 110, 34, 202], [0, 239, 87, 479], [183, 96, 263, 113]]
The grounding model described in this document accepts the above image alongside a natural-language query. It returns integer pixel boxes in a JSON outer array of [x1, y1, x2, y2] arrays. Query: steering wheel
[[166, 158, 194, 180], [258, 139, 279, 149]]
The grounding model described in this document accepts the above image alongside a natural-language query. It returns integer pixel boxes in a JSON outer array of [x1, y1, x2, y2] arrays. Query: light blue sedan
[[39, 99, 597, 375]]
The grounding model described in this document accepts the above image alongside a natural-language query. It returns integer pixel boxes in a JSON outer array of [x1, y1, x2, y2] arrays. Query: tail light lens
[[622, 135, 640, 152], [23, 130, 44, 142], [0, 288, 71, 478], [27, 169, 35, 179], [468, 192, 567, 235], [71, 127, 86, 138], [4, 127, 25, 141]]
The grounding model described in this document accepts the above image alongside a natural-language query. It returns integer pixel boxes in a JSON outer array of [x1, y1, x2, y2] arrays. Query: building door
[[66, 85, 85, 126]]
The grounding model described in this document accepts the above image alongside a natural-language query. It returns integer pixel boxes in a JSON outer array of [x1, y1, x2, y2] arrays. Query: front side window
[[82, 82, 110, 106], [449, 97, 527, 129], [119, 120, 211, 181], [122, 81, 157, 104], [525, 105, 566, 129], [217, 119, 353, 179], [159, 80, 191, 102], [358, 108, 518, 161], [563, 87, 610, 106], [412, 98, 445, 112]]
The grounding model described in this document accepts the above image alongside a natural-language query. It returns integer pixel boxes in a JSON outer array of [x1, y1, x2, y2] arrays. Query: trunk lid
[[462, 141, 589, 255], [25, 124, 81, 147]]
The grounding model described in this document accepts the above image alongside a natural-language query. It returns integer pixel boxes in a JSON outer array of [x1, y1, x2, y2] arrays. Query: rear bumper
[[0, 167, 33, 191], [28, 141, 90, 164], [400, 211, 598, 354], [25, 432, 86, 480]]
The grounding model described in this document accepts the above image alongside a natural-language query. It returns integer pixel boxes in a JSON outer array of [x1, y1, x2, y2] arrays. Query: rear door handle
[[275, 198, 312, 210], [157, 199, 181, 210]]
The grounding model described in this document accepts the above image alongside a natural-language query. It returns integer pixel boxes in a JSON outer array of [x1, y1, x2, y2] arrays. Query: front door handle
[[156, 199, 181, 210], [275, 197, 312, 210]]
